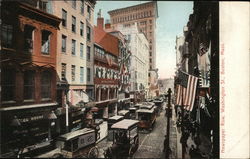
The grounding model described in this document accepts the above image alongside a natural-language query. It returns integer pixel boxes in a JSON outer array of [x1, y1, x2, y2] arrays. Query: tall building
[[0, 0, 60, 157], [51, 0, 96, 132], [108, 2, 158, 96], [112, 23, 149, 102]]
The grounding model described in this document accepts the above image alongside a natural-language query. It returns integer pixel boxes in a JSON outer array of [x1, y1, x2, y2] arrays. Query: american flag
[[175, 71, 198, 111]]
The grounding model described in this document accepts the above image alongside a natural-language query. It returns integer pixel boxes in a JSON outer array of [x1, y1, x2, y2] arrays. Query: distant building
[[108, 2, 159, 97], [0, 1, 60, 157], [158, 78, 174, 95]]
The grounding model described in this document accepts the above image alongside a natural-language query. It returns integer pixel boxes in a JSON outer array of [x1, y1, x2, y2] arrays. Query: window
[[24, 71, 35, 100], [150, 51, 152, 56], [80, 22, 84, 36], [41, 71, 51, 99], [87, 5, 91, 19], [62, 9, 67, 27], [80, 0, 84, 14], [87, 68, 91, 82], [148, 73, 151, 77], [87, 26, 91, 41], [62, 35, 67, 52], [80, 67, 84, 83], [150, 45, 152, 50], [71, 65, 76, 82], [72, 16, 76, 33], [41, 30, 51, 54], [24, 25, 34, 52], [1, 24, 13, 48], [80, 43, 84, 58], [150, 19, 152, 24], [150, 58, 152, 63], [72, 39, 76, 55], [61, 63, 66, 81], [72, 0, 76, 9], [87, 46, 91, 61], [1, 69, 15, 101], [38, 0, 48, 12]]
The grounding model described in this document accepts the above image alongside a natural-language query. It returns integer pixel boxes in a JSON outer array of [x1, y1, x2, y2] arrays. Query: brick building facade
[[0, 1, 60, 157]]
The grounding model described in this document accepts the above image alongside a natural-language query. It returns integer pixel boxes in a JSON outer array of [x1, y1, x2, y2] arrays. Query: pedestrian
[[175, 105, 178, 117]]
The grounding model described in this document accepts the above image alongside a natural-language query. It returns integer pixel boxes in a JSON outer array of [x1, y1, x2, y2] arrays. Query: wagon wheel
[[128, 146, 134, 157], [88, 146, 99, 158], [134, 137, 139, 150]]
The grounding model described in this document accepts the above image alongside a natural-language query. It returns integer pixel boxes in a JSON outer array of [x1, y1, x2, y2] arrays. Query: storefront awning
[[0, 102, 58, 111], [118, 97, 131, 102]]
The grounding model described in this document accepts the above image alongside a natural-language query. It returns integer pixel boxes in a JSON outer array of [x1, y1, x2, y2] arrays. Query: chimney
[[97, 9, 104, 29], [105, 19, 111, 29]]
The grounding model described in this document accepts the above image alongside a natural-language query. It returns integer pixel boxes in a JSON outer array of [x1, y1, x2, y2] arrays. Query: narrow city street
[[0, 1, 224, 158], [133, 102, 167, 158], [97, 102, 171, 158]]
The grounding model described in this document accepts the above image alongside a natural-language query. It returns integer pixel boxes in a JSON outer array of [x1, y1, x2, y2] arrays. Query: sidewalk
[[173, 108, 212, 159]]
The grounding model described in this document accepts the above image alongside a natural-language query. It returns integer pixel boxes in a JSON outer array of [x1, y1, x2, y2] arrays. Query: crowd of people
[[175, 107, 209, 159]]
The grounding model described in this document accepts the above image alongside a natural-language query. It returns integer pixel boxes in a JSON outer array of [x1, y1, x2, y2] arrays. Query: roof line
[[108, 1, 156, 14]]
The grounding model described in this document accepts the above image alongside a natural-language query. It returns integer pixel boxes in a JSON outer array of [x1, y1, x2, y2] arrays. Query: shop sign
[[19, 115, 44, 123], [78, 132, 95, 149]]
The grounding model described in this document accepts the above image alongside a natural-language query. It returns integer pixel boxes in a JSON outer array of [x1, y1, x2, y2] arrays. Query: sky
[[94, 1, 193, 79]]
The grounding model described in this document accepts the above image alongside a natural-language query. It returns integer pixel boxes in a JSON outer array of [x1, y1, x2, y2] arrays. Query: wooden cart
[[55, 128, 99, 158], [104, 119, 139, 158]]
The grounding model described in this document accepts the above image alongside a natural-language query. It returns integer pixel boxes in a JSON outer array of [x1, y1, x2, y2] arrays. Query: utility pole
[[165, 88, 172, 159]]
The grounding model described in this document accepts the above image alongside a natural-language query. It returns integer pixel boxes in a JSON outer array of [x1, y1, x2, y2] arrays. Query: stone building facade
[[113, 23, 149, 101], [51, 0, 96, 132], [108, 2, 158, 96]]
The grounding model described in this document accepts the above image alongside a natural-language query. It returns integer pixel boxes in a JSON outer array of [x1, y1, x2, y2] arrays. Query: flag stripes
[[185, 75, 198, 111], [175, 71, 198, 112]]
